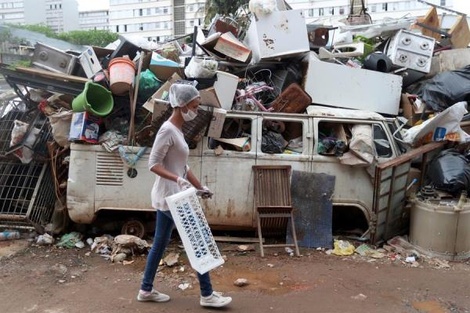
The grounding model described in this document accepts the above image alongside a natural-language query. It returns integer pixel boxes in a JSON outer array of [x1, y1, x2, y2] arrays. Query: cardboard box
[[207, 108, 227, 138], [200, 87, 220, 108], [400, 93, 433, 126], [303, 53, 402, 115], [142, 72, 182, 114], [149, 52, 184, 81], [202, 32, 252, 63], [69, 112, 102, 144], [79, 47, 102, 78], [199, 70, 239, 110], [243, 10, 309, 63]]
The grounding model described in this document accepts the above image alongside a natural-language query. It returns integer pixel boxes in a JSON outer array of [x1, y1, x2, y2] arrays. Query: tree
[[16, 24, 57, 38], [10, 24, 119, 47], [203, 0, 250, 25], [56, 30, 119, 47]]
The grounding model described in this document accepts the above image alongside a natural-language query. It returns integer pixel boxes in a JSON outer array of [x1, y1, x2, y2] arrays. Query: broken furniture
[[252, 165, 300, 257], [416, 0, 470, 49]]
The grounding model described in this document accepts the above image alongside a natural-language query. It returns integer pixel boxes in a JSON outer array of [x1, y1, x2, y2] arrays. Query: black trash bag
[[261, 130, 285, 154], [417, 65, 470, 112], [426, 148, 470, 195]]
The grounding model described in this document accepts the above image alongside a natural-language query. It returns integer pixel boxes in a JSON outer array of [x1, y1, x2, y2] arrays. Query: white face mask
[[181, 108, 198, 122]]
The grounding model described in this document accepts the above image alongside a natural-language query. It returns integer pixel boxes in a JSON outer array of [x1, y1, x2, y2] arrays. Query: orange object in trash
[[108, 57, 136, 95]]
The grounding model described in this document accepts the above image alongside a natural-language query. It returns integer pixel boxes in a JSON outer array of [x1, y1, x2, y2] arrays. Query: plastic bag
[[184, 57, 218, 79], [47, 110, 72, 148], [10, 120, 41, 164], [138, 69, 162, 102], [402, 101, 470, 147], [426, 148, 470, 195], [417, 65, 470, 111], [118, 145, 147, 168], [261, 130, 286, 154], [332, 240, 355, 256], [249, 0, 279, 17]]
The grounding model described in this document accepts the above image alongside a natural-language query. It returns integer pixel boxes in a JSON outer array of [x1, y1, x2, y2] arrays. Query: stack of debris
[[1, 1, 470, 237]]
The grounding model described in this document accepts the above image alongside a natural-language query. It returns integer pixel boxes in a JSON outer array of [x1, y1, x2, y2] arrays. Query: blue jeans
[[140, 210, 213, 297]]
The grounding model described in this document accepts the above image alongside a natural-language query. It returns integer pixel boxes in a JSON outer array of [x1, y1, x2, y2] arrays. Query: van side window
[[373, 124, 392, 157], [207, 117, 252, 152], [318, 122, 350, 156], [261, 119, 304, 154]]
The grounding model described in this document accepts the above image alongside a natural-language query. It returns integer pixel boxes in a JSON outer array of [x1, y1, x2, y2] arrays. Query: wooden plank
[[213, 236, 262, 243], [419, 7, 442, 41], [449, 15, 470, 49], [16, 66, 89, 84]]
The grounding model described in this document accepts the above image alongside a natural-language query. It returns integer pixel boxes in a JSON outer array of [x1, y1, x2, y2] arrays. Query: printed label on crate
[[165, 187, 224, 275]]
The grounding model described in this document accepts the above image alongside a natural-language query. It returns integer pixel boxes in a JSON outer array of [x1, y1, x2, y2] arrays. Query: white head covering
[[169, 84, 200, 108]]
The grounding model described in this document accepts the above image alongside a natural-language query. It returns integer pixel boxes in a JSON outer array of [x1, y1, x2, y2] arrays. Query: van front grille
[[96, 152, 124, 186]]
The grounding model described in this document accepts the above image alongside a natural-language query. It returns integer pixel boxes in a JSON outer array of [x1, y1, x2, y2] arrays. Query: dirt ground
[[0, 233, 469, 313]]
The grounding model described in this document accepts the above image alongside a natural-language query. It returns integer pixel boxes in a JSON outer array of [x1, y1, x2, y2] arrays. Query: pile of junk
[[0, 1, 469, 261]]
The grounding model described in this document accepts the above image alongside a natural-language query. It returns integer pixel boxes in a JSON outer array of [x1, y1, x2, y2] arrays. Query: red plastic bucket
[[108, 57, 136, 95]]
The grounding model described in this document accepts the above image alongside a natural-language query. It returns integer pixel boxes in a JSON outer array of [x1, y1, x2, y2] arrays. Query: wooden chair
[[252, 165, 300, 257]]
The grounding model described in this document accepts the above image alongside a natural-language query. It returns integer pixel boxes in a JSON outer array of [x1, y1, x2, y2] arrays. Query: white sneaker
[[200, 291, 232, 308], [137, 289, 170, 302]]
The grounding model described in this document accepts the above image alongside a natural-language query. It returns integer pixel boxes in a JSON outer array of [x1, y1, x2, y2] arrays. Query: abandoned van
[[66, 105, 441, 244]]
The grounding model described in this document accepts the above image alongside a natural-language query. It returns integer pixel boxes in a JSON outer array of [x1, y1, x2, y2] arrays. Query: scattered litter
[[332, 240, 355, 256], [163, 252, 180, 267], [285, 247, 294, 256], [351, 293, 367, 301], [36, 233, 54, 246], [56, 232, 82, 249], [234, 278, 249, 287], [178, 283, 190, 291]]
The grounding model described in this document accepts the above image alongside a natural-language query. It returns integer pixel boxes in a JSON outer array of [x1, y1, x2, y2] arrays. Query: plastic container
[[72, 81, 114, 117], [108, 57, 136, 95], [165, 187, 224, 275], [0, 230, 20, 241], [410, 197, 470, 261]]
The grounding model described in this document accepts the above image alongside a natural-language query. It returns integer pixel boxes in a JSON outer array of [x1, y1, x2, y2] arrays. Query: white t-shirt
[[148, 121, 189, 211]]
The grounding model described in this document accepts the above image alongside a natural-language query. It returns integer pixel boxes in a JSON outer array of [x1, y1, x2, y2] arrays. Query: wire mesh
[[0, 100, 52, 160], [0, 160, 56, 229]]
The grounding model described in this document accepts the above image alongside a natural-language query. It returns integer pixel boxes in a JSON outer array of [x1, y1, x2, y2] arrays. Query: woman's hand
[[177, 177, 192, 190], [197, 186, 213, 199]]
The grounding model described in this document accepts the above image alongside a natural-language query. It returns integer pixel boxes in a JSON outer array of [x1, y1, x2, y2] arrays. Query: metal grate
[[96, 152, 124, 186], [0, 160, 56, 229], [0, 100, 52, 160], [183, 108, 213, 148]]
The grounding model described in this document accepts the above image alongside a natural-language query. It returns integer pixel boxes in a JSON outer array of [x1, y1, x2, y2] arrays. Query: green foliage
[[9, 24, 119, 47], [0, 29, 12, 42], [203, 0, 250, 25], [56, 30, 119, 47], [17, 24, 57, 38]]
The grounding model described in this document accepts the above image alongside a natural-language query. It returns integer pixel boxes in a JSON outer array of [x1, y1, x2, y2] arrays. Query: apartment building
[[0, 0, 24, 25], [0, 0, 79, 33], [108, 0, 205, 43], [79, 9, 109, 31], [287, 0, 454, 24]]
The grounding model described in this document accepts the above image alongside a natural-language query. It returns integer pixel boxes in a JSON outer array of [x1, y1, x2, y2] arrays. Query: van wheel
[[121, 219, 145, 238]]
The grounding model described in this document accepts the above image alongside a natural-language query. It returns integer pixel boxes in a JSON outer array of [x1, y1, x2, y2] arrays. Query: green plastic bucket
[[72, 81, 114, 117]]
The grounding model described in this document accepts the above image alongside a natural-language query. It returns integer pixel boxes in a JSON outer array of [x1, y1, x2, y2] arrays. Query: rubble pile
[[0, 2, 470, 260], [2, 4, 470, 156]]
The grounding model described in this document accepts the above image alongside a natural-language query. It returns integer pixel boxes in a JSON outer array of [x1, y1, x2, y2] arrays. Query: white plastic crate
[[165, 187, 224, 274]]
